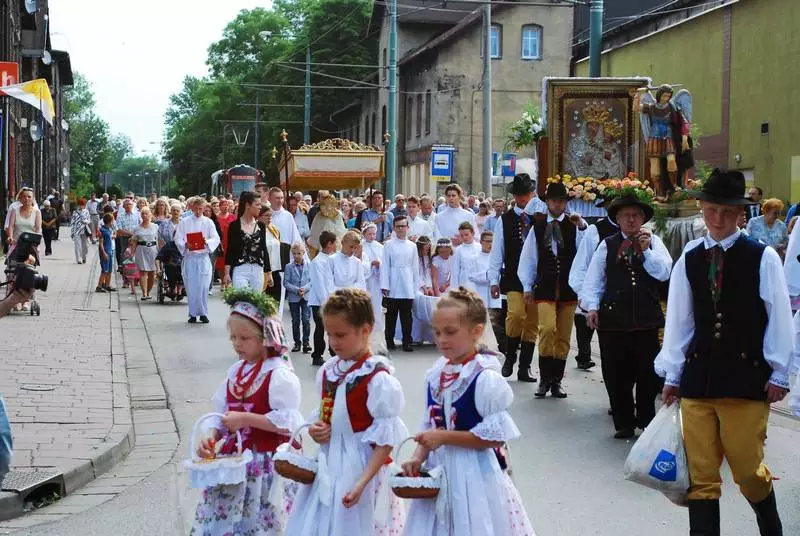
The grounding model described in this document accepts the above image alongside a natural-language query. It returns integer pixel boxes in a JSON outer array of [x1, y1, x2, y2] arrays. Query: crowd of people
[[4, 170, 800, 536]]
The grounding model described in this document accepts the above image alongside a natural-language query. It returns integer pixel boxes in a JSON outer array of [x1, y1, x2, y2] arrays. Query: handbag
[[0, 396, 12, 477]]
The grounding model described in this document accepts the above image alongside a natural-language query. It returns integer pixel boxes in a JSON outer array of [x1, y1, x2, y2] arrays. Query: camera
[[10, 232, 48, 292], [15, 264, 48, 292]]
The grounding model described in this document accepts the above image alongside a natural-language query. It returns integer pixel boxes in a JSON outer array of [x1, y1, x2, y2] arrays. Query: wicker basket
[[183, 413, 253, 489], [273, 423, 317, 484], [390, 437, 441, 499]]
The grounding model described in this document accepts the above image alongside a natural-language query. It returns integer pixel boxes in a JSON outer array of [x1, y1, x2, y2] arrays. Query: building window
[[372, 112, 377, 145], [521, 25, 542, 59], [425, 90, 431, 134], [406, 97, 413, 141], [382, 48, 387, 81], [481, 24, 502, 58], [416, 94, 423, 138]]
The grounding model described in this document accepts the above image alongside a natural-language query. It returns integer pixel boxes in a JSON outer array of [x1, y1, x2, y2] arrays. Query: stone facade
[[332, 1, 573, 197]]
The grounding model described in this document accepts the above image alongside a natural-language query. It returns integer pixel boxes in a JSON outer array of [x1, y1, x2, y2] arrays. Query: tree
[[163, 1, 377, 194]]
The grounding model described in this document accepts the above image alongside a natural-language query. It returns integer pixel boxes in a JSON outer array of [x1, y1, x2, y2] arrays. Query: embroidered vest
[[532, 218, 578, 302], [681, 236, 770, 400], [598, 233, 664, 332], [223, 370, 286, 454], [499, 209, 530, 293], [321, 364, 389, 433], [426, 366, 485, 432]]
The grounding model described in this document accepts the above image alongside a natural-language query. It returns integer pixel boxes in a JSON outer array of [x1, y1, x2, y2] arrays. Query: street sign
[[502, 153, 517, 178], [492, 152, 499, 176], [430, 147, 454, 182], [0, 62, 19, 87]]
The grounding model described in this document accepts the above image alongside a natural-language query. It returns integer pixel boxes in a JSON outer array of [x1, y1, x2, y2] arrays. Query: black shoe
[[302, 344, 312, 354], [576, 358, 597, 370], [387, 342, 397, 350], [614, 428, 635, 439], [95, 286, 107, 293], [550, 359, 568, 398], [292, 343, 301, 352], [689, 499, 721, 536], [749, 490, 783, 536], [534, 357, 551, 398], [188, 317, 197, 324], [502, 337, 520, 378], [608, 407, 614, 415], [402, 345, 414, 352], [199, 315, 209, 323], [517, 341, 537, 383], [311, 356, 325, 366]]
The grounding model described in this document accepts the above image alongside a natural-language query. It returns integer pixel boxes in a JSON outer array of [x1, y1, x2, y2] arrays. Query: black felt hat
[[506, 173, 536, 195], [607, 195, 655, 224], [688, 169, 755, 206], [542, 182, 569, 201]]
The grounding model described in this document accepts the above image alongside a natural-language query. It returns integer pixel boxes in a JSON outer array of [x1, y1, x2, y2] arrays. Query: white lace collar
[[322, 354, 394, 384], [425, 351, 501, 395], [226, 356, 292, 381]]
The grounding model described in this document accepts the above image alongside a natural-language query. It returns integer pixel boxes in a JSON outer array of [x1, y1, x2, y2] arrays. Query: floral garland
[[544, 172, 654, 203], [505, 103, 545, 151]]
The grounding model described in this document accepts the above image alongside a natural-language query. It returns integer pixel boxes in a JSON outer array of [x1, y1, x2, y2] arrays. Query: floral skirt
[[191, 452, 298, 536]]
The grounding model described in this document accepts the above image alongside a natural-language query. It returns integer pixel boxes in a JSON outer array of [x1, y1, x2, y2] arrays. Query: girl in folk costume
[[285, 289, 408, 536], [431, 238, 453, 297], [192, 288, 304, 535], [402, 287, 534, 536], [361, 222, 385, 334]]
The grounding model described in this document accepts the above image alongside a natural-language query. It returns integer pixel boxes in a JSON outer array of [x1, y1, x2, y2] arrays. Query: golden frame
[[543, 78, 651, 179]]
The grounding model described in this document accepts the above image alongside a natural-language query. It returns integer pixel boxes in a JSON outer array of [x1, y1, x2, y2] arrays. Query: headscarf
[[223, 288, 290, 359]]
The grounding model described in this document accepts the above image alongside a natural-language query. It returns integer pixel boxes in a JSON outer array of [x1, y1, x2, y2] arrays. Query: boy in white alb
[[381, 215, 423, 352], [434, 183, 476, 245], [468, 230, 501, 310], [308, 230, 337, 366], [450, 221, 482, 289], [331, 230, 367, 291]]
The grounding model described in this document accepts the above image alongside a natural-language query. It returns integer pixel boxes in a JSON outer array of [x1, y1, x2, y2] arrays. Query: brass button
[[714, 323, 722, 329], [716, 312, 723, 319], [693, 352, 698, 358], [632, 282, 637, 286], [714, 332, 722, 339], [753, 361, 759, 367], [740, 352, 747, 359]]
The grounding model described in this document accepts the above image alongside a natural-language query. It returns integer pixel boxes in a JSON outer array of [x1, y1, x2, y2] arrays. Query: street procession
[[1, 0, 799, 535]]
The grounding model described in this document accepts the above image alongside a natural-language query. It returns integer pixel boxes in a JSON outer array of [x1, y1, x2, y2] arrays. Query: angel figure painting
[[636, 84, 694, 199]]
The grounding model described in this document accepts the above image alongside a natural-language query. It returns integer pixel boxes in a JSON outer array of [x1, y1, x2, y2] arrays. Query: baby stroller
[[156, 241, 186, 304], [3, 232, 45, 316]]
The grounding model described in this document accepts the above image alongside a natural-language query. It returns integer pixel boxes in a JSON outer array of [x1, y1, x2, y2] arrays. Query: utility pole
[[386, 0, 398, 198], [482, 3, 492, 196], [254, 92, 261, 169], [589, 0, 604, 77], [304, 46, 311, 145]]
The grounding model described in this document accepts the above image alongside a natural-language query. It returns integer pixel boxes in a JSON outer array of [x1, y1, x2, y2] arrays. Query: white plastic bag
[[623, 403, 689, 504]]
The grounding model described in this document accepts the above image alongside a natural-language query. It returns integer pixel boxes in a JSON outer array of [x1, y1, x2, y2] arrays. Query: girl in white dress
[[431, 239, 452, 297], [192, 288, 304, 535], [286, 288, 408, 536], [401, 287, 535, 536]]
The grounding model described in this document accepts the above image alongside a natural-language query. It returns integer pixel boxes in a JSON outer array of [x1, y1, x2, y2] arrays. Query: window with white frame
[[521, 25, 542, 59], [481, 24, 502, 59]]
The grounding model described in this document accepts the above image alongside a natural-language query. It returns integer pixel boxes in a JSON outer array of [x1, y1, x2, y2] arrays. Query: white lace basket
[[273, 423, 317, 484], [389, 436, 441, 499], [184, 412, 253, 489]]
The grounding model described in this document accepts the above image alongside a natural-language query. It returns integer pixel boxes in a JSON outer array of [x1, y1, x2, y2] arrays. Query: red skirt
[[647, 137, 675, 158]]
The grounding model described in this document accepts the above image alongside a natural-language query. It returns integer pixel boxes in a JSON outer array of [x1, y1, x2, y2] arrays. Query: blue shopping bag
[[0, 396, 12, 477]]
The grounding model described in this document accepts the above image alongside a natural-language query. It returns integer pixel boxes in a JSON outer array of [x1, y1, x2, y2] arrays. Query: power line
[[277, 63, 382, 87]]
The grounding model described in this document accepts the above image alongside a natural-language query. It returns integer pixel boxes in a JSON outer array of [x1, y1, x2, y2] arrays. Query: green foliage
[[163, 1, 377, 194], [222, 286, 279, 318]]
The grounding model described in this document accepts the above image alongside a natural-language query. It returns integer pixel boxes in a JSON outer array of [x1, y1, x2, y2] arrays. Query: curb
[[0, 269, 135, 522]]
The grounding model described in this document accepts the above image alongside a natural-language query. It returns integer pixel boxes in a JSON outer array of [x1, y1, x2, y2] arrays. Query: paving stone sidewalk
[[0, 233, 133, 519]]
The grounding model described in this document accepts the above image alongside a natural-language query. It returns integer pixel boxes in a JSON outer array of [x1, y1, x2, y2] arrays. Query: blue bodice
[[426, 369, 485, 431]]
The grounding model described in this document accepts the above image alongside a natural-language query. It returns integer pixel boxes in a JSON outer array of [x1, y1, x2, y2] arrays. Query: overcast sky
[[49, 1, 265, 155]]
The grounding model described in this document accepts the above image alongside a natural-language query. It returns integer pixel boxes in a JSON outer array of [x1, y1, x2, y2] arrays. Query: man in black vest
[[583, 194, 673, 439], [518, 182, 587, 398], [489, 173, 539, 382], [656, 169, 791, 536]]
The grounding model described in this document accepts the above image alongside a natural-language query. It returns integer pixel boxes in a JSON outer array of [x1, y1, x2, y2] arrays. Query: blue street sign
[[502, 153, 517, 178], [430, 147, 454, 182], [492, 152, 499, 176]]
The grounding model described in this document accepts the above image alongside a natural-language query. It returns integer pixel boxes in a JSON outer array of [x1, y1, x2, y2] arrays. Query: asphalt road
[[15, 291, 800, 536]]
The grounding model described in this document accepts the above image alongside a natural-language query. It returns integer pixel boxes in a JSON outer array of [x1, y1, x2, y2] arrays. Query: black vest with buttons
[[499, 209, 530, 293], [680, 235, 770, 400], [532, 217, 578, 302], [598, 233, 665, 332], [595, 217, 618, 242]]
